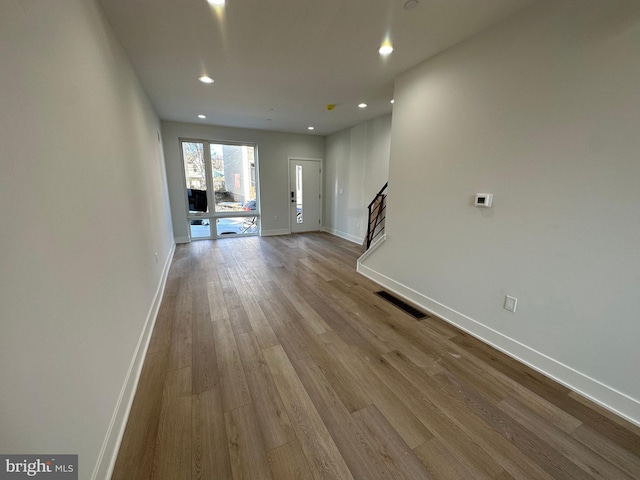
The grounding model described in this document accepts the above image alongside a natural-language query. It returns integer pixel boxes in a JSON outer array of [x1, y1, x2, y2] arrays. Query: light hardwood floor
[[112, 232, 640, 479]]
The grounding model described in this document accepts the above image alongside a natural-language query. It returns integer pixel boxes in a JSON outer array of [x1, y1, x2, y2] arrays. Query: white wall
[[324, 115, 391, 243], [0, 0, 174, 477], [161, 121, 325, 240], [361, 0, 640, 425]]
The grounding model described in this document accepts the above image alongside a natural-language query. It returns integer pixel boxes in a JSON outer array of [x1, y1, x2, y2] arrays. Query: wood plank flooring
[[112, 233, 640, 479]]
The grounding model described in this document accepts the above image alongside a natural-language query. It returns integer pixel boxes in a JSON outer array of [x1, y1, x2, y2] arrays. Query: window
[[210, 143, 256, 213], [181, 139, 259, 240], [183, 142, 208, 213]]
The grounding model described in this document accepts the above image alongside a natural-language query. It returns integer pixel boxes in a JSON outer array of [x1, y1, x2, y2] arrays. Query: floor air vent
[[375, 291, 428, 319]]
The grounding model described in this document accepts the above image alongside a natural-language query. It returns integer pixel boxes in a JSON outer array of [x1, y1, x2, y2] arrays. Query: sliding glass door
[[182, 139, 259, 240]]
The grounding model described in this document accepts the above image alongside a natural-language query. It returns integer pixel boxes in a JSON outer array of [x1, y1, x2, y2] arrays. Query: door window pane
[[296, 164, 303, 223], [211, 144, 256, 212], [183, 142, 208, 213]]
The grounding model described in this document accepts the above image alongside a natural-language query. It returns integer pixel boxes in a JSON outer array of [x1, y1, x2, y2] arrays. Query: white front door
[[289, 158, 321, 233]]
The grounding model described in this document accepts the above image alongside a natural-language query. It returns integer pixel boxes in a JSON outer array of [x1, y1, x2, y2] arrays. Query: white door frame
[[287, 157, 323, 234]]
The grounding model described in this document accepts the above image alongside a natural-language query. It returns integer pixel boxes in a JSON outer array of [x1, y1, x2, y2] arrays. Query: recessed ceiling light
[[358, 103, 368, 108], [198, 75, 214, 84], [207, 0, 225, 6], [390, 99, 395, 104], [307, 126, 315, 131], [198, 114, 206, 119], [379, 44, 393, 55], [404, 0, 419, 9]]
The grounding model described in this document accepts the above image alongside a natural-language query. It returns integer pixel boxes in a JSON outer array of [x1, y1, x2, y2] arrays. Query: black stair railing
[[365, 182, 388, 249]]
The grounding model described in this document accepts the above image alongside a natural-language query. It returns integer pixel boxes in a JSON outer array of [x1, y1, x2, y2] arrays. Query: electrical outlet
[[504, 295, 517, 312]]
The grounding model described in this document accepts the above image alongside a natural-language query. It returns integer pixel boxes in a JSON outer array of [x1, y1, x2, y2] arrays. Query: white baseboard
[[323, 226, 363, 245], [261, 228, 290, 237], [356, 262, 640, 428], [357, 233, 386, 264], [92, 241, 177, 480], [175, 235, 190, 244]]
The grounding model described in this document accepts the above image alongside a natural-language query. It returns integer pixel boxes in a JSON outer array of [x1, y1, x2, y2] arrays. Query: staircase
[[364, 182, 388, 250]]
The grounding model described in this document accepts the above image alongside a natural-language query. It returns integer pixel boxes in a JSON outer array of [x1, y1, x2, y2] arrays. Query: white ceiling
[[98, 0, 536, 136]]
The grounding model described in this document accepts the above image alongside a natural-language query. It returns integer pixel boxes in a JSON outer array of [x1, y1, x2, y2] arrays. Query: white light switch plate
[[504, 295, 517, 312]]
